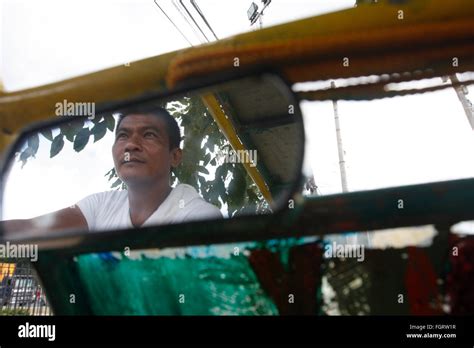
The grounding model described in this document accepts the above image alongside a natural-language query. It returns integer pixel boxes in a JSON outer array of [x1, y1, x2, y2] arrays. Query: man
[[2, 108, 221, 237]]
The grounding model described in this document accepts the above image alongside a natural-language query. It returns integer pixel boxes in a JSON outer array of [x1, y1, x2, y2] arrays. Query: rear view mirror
[[0, 73, 304, 240]]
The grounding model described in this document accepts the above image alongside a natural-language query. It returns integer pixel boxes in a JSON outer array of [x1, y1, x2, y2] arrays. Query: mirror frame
[[0, 67, 306, 247]]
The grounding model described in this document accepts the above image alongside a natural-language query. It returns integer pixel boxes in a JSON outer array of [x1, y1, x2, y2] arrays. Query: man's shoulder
[[81, 190, 128, 205], [173, 184, 222, 219], [173, 183, 199, 195]]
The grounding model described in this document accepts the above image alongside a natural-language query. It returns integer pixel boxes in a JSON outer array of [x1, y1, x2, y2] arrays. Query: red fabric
[[446, 235, 474, 314], [404, 247, 443, 315], [248, 243, 322, 315]]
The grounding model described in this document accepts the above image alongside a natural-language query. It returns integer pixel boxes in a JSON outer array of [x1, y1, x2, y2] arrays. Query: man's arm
[[1, 206, 88, 240]]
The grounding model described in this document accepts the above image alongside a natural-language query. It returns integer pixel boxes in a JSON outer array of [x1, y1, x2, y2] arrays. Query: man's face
[[112, 114, 182, 186]]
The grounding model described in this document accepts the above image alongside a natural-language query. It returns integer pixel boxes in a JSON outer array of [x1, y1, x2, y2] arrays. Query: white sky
[[1, 0, 474, 231], [303, 82, 474, 195], [3, 123, 116, 219]]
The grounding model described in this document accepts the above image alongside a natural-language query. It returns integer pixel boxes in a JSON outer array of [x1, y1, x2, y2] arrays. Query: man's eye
[[117, 133, 127, 139], [144, 132, 157, 138]]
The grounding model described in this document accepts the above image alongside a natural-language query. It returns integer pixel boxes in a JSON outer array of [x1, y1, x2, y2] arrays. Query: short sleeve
[[76, 193, 101, 230], [182, 200, 222, 222]]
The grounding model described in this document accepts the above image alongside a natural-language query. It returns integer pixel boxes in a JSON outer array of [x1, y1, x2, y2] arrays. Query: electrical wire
[[179, 0, 211, 42], [190, 0, 219, 41], [153, 0, 194, 46], [171, 0, 206, 44]]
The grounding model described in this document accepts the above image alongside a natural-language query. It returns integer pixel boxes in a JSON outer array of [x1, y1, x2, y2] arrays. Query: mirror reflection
[[1, 75, 304, 238]]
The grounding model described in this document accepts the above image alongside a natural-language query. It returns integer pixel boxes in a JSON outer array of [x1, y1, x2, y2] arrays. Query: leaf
[[19, 148, 32, 167], [208, 188, 220, 206], [247, 187, 259, 206], [104, 168, 114, 177], [61, 121, 84, 142], [92, 121, 107, 143], [198, 166, 209, 175], [50, 134, 65, 158], [215, 180, 226, 198], [111, 178, 122, 188], [27, 133, 40, 155], [105, 115, 116, 131], [203, 153, 211, 166], [40, 129, 53, 141], [91, 116, 102, 125], [198, 175, 207, 189], [73, 128, 90, 152], [215, 164, 228, 181], [227, 167, 246, 207]]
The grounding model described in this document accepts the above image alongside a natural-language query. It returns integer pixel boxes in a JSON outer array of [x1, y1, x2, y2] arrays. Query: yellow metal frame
[[201, 93, 273, 204]]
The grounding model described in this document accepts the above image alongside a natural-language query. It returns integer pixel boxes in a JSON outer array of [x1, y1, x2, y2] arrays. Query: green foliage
[[40, 129, 53, 141], [18, 117, 101, 164], [50, 134, 65, 158], [164, 95, 265, 216], [104, 168, 127, 190], [73, 127, 91, 152], [105, 115, 116, 131], [92, 121, 108, 143]]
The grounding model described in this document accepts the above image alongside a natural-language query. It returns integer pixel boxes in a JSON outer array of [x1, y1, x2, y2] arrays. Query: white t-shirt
[[76, 183, 222, 231]]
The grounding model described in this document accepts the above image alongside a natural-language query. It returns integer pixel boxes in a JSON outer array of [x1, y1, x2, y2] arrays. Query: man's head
[[112, 108, 182, 187]]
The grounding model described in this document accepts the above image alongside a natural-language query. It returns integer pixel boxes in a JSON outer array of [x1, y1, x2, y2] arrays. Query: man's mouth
[[122, 158, 145, 164]]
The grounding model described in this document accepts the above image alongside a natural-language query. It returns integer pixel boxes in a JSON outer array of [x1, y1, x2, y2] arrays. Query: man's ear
[[170, 148, 182, 169]]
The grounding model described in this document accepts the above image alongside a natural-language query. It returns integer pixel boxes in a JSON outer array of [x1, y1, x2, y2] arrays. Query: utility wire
[[190, 0, 219, 40], [179, 0, 211, 42], [171, 0, 206, 44], [153, 0, 193, 46]]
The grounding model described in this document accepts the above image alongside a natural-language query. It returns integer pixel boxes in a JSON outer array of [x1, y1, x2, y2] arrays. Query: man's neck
[[127, 181, 172, 227]]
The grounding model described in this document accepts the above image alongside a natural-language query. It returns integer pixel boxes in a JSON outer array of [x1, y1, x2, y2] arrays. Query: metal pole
[[331, 81, 371, 246], [449, 74, 474, 130], [331, 81, 348, 192]]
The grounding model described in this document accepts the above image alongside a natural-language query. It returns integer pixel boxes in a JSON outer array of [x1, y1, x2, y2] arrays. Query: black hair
[[116, 107, 181, 150]]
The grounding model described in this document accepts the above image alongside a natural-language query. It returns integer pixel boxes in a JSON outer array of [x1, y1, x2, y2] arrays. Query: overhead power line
[[190, 0, 219, 41], [153, 0, 193, 46], [179, 0, 211, 42], [171, 0, 206, 44]]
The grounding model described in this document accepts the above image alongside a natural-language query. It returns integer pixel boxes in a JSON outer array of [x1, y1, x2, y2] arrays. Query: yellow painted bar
[[201, 93, 273, 205]]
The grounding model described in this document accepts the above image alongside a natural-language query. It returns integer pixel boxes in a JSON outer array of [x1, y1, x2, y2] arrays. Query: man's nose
[[124, 134, 142, 152]]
